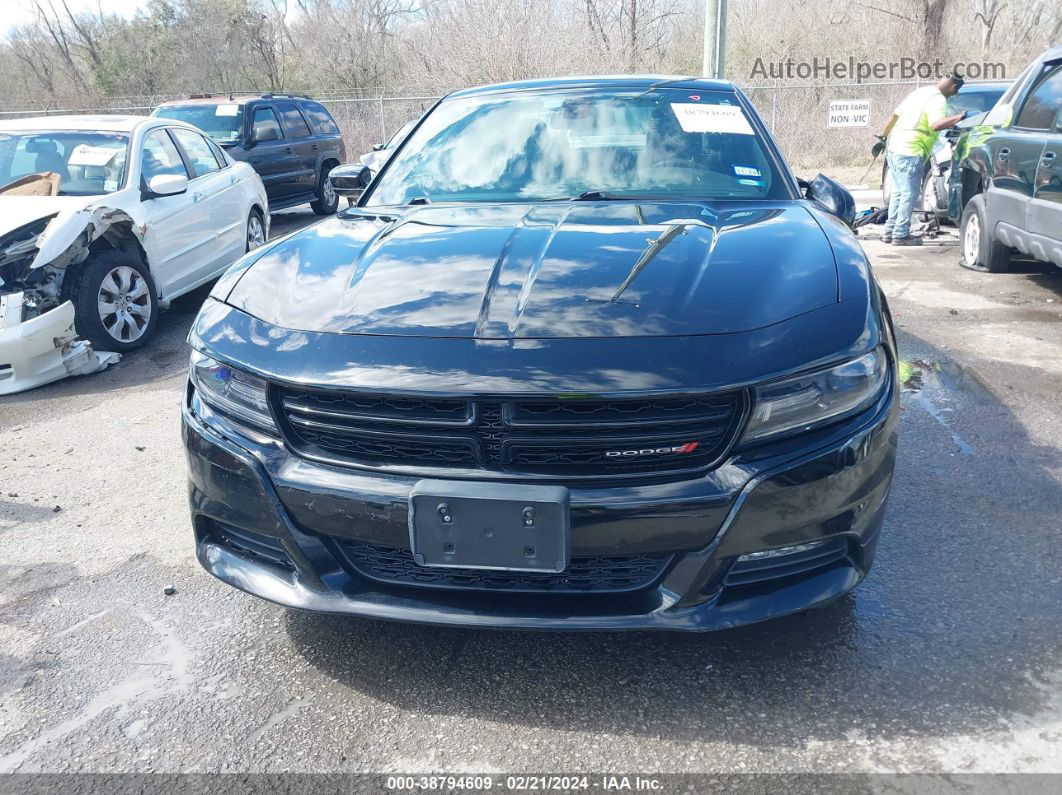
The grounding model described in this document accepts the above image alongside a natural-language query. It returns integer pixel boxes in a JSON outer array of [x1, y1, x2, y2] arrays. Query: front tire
[[959, 193, 1011, 273], [310, 163, 339, 215], [71, 249, 158, 353]]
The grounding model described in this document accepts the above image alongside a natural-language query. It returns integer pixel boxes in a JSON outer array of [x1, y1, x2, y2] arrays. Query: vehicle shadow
[[285, 332, 1062, 746], [1021, 263, 1062, 297]]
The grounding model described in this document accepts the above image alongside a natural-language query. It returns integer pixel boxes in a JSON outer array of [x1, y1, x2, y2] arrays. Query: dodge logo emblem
[[605, 442, 699, 458]]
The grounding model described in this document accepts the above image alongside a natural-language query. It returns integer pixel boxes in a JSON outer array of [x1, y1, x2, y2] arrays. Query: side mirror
[[371, 143, 386, 151], [252, 126, 279, 143], [329, 163, 372, 199], [144, 173, 188, 198], [803, 173, 856, 227]]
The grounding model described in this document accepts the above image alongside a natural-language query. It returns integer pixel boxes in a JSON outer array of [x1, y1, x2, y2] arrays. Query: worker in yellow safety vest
[[872, 75, 967, 245]]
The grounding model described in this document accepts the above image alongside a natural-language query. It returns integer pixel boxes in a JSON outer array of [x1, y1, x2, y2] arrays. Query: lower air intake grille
[[336, 540, 671, 594], [212, 522, 294, 571]]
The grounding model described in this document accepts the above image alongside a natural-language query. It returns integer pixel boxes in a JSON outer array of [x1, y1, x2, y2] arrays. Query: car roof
[[155, 94, 314, 107], [0, 114, 189, 133], [446, 75, 738, 99]]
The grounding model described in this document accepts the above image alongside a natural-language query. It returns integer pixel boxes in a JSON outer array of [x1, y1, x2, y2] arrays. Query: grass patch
[[898, 360, 914, 385]]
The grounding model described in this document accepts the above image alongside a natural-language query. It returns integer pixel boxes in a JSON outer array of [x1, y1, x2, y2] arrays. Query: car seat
[[29, 140, 70, 181]]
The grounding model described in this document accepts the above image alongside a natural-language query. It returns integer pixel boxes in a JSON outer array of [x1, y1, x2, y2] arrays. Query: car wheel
[[959, 193, 1011, 273], [71, 249, 158, 353], [920, 169, 936, 214], [922, 168, 951, 222], [310, 164, 339, 215], [246, 209, 266, 252]]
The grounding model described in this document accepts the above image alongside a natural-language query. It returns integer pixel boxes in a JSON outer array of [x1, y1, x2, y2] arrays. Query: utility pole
[[702, 0, 728, 79]]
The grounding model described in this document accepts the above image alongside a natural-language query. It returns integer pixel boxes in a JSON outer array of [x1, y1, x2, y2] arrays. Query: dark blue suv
[[154, 93, 346, 215]]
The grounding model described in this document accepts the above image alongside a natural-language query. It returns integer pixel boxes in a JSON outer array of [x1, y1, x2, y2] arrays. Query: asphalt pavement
[[1, 204, 1061, 781]]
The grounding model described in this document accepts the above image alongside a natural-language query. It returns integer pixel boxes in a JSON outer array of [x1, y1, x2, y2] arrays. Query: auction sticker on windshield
[[68, 144, 119, 166], [215, 104, 239, 116], [671, 103, 754, 135]]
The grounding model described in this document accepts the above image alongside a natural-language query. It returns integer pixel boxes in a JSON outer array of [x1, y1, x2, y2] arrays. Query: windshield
[[154, 103, 245, 143], [0, 131, 129, 196], [386, 120, 416, 149], [365, 88, 789, 205], [949, 87, 1007, 114]]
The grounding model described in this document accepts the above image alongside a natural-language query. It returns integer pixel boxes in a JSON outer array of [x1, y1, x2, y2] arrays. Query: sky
[[4, 0, 148, 39]]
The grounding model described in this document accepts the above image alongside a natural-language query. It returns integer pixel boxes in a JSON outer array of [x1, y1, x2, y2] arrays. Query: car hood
[[0, 195, 99, 237], [226, 201, 840, 338]]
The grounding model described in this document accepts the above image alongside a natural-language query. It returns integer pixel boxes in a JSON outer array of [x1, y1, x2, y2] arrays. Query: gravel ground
[[1, 206, 1061, 783]]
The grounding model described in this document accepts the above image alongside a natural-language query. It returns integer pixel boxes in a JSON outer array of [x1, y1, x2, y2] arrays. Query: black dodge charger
[[183, 76, 899, 631]]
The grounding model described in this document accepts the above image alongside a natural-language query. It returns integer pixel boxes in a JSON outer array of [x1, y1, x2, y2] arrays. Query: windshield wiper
[[407, 196, 432, 205], [571, 190, 625, 201]]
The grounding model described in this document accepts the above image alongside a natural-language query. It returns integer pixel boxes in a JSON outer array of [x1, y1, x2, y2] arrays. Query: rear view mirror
[[329, 163, 372, 199], [804, 174, 856, 227]]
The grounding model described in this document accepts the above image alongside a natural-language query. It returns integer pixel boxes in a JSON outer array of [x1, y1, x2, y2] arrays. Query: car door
[[988, 65, 1054, 245], [1022, 65, 1062, 265], [169, 127, 246, 281], [302, 99, 346, 163], [243, 105, 296, 201], [1032, 123, 1062, 267], [137, 128, 208, 300], [275, 102, 318, 197]]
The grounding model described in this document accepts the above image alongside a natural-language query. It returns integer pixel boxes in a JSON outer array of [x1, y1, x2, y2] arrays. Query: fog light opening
[[737, 539, 836, 562], [724, 537, 849, 588]]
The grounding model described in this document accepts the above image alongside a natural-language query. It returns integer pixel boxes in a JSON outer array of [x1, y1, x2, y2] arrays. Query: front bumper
[[0, 294, 118, 396], [183, 376, 898, 632]]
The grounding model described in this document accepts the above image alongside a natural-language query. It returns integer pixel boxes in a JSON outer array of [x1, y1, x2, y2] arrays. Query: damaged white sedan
[[0, 115, 268, 395]]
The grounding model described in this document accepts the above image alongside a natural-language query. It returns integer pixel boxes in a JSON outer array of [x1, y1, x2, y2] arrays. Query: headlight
[[743, 349, 888, 443], [189, 350, 276, 431]]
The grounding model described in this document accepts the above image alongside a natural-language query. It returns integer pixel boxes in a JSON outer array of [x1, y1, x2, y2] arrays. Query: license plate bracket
[[409, 480, 570, 573]]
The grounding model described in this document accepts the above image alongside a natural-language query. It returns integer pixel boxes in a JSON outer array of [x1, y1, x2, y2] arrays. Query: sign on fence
[[827, 100, 871, 127]]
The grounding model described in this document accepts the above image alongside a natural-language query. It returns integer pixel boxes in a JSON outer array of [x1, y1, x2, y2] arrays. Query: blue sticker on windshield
[[734, 166, 761, 177], [738, 178, 765, 186]]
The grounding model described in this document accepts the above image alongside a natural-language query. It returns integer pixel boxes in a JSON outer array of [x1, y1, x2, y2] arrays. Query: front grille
[[276, 387, 746, 479], [336, 540, 671, 593]]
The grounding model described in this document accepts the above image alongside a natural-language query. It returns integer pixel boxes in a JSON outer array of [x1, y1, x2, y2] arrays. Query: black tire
[[959, 193, 1011, 273], [310, 162, 339, 215], [925, 168, 951, 222], [70, 249, 158, 353]]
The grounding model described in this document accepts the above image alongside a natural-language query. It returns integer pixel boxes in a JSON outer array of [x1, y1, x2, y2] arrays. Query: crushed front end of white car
[[0, 205, 139, 395]]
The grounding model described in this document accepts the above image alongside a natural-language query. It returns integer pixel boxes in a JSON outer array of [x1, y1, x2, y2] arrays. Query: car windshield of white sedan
[[0, 131, 129, 196], [366, 89, 787, 205], [154, 104, 245, 143]]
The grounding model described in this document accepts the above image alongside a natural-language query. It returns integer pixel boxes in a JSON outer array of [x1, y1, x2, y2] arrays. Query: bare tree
[[971, 0, 1005, 57]]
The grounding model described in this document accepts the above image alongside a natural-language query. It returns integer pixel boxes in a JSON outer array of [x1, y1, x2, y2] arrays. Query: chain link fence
[[0, 80, 972, 183], [744, 81, 927, 183]]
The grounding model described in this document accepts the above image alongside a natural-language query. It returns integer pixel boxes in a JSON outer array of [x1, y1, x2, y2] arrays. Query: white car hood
[[0, 195, 99, 236], [0, 194, 140, 271]]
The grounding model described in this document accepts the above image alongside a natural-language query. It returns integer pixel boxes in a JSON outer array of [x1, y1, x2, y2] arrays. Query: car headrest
[[25, 139, 59, 155]]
